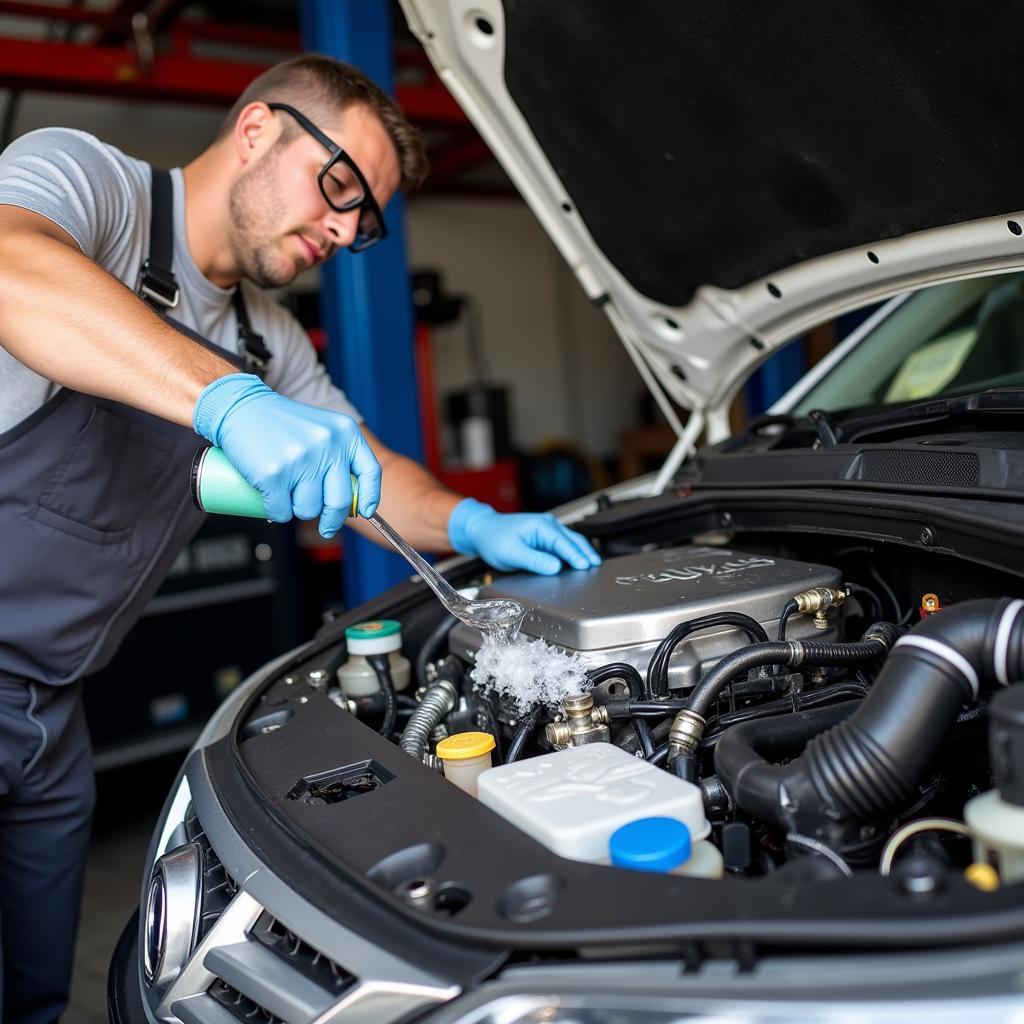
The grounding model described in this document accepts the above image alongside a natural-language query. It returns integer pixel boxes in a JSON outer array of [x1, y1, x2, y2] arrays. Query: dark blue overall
[[0, 168, 268, 1023]]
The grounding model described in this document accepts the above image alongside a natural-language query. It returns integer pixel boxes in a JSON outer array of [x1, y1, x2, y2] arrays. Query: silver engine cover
[[451, 546, 843, 690]]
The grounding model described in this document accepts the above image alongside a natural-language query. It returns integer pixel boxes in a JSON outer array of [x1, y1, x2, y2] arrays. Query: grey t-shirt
[[0, 127, 361, 434]]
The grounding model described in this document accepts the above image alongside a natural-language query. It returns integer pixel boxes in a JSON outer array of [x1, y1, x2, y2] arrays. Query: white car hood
[[400, 0, 1024, 453]]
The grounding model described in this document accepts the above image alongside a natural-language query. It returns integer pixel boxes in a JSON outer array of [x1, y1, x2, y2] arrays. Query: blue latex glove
[[193, 373, 380, 538], [448, 498, 601, 575]]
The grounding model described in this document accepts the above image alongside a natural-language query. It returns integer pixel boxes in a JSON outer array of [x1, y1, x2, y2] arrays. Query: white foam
[[471, 635, 590, 712]]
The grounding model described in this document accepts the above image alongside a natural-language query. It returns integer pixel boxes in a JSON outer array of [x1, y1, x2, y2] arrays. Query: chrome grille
[[185, 803, 238, 940], [155, 778, 460, 1024], [208, 978, 284, 1024], [250, 913, 357, 995]]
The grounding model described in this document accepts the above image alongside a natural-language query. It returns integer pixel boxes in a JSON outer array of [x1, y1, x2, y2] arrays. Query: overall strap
[[140, 166, 272, 377], [138, 167, 178, 310], [232, 287, 273, 376]]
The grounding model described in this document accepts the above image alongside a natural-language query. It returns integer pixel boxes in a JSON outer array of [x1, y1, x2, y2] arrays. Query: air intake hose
[[715, 598, 1024, 854]]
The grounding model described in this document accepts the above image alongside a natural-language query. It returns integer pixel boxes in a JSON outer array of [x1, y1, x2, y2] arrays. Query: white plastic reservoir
[[477, 742, 709, 864]]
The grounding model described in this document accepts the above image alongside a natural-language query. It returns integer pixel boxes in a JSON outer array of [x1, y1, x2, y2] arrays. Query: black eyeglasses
[[267, 102, 387, 253]]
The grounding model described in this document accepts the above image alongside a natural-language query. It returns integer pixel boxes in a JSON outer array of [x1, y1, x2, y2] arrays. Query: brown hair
[[219, 54, 428, 190]]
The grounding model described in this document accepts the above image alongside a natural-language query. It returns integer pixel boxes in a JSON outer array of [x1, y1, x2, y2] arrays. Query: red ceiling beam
[[0, 1, 129, 28], [0, 37, 468, 124], [0, 37, 267, 104]]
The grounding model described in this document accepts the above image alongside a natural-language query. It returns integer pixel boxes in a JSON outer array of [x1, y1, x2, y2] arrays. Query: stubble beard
[[227, 146, 299, 289]]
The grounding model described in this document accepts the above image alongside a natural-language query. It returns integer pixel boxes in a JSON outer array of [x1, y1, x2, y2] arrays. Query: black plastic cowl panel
[[207, 685, 1024, 954]]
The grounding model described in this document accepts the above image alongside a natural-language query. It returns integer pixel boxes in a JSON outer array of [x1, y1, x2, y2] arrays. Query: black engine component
[[990, 683, 1024, 808], [715, 599, 1024, 859]]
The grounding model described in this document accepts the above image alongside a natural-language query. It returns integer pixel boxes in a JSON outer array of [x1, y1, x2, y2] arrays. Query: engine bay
[[450, 545, 843, 690], [230, 510, 1024, 951]]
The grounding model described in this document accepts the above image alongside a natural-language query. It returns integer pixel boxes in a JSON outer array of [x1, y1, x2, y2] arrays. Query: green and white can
[[190, 446, 358, 519]]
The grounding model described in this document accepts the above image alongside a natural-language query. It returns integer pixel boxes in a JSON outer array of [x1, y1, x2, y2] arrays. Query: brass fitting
[[794, 587, 847, 630], [667, 708, 706, 759], [545, 692, 610, 749]]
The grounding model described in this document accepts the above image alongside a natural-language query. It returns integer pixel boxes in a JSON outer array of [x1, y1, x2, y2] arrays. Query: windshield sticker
[[615, 556, 776, 586], [885, 326, 976, 403]]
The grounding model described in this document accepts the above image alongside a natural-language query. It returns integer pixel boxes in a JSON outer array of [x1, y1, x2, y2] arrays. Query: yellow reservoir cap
[[964, 862, 1000, 892], [436, 732, 496, 761]]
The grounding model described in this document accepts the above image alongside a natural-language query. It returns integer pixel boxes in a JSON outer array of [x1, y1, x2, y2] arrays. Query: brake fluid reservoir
[[337, 620, 411, 698], [477, 742, 710, 864]]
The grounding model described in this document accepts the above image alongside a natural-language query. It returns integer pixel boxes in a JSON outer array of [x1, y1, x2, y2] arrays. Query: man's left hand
[[447, 498, 602, 575]]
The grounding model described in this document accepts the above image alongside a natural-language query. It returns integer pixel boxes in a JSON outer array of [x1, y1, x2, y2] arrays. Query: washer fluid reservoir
[[477, 742, 712, 867], [338, 620, 411, 698]]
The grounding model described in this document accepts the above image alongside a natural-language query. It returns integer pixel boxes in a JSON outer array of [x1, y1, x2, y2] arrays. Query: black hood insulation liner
[[502, 0, 1024, 306]]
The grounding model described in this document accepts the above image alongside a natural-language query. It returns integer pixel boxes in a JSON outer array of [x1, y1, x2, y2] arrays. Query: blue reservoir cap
[[609, 817, 692, 873]]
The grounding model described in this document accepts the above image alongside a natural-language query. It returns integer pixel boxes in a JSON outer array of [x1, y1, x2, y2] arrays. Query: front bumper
[[108, 912, 146, 1024]]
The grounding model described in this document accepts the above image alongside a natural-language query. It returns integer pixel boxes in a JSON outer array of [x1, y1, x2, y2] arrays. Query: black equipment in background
[[83, 516, 302, 769]]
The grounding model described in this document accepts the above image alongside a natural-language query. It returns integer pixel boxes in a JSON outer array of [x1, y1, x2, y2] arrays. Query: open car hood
[[400, 0, 1024, 454]]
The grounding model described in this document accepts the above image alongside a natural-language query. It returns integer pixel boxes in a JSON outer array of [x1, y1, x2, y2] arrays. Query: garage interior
[[0, 1, 861, 1020]]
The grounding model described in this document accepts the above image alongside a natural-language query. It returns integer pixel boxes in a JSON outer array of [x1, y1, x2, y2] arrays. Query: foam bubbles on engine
[[471, 634, 590, 713]]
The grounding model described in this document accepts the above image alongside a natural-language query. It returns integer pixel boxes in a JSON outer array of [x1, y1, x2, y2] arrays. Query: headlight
[[143, 842, 203, 992]]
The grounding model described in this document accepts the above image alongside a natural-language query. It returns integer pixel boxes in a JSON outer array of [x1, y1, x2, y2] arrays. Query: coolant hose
[[687, 622, 900, 720], [507, 706, 542, 762], [400, 654, 462, 761], [415, 613, 457, 689], [648, 613, 770, 697], [366, 654, 397, 739], [715, 598, 1024, 851], [777, 599, 799, 641]]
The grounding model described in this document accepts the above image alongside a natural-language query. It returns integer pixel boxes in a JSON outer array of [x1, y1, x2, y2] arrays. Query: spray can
[[190, 446, 358, 519]]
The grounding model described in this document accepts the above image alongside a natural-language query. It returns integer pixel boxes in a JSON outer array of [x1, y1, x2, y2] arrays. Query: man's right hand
[[193, 373, 381, 537]]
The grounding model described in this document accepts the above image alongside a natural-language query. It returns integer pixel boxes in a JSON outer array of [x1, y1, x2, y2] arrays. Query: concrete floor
[[65, 754, 183, 1024]]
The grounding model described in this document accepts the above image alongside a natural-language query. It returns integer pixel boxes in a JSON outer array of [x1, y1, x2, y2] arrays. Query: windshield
[[792, 271, 1024, 416]]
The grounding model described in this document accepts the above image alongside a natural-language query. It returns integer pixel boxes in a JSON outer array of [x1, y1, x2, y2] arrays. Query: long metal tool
[[365, 511, 525, 640], [191, 446, 526, 640]]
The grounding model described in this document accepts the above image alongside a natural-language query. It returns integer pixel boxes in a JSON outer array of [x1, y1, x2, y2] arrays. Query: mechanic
[[0, 54, 600, 1023]]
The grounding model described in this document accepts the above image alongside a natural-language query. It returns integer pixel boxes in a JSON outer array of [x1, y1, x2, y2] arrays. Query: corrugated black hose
[[714, 598, 1024, 858]]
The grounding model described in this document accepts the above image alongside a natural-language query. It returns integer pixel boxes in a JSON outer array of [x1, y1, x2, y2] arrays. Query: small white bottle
[[963, 682, 1024, 883], [437, 732, 496, 798], [337, 620, 411, 698], [609, 816, 724, 880]]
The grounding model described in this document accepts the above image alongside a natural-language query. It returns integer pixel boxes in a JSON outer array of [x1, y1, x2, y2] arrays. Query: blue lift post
[[300, 0, 425, 609]]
